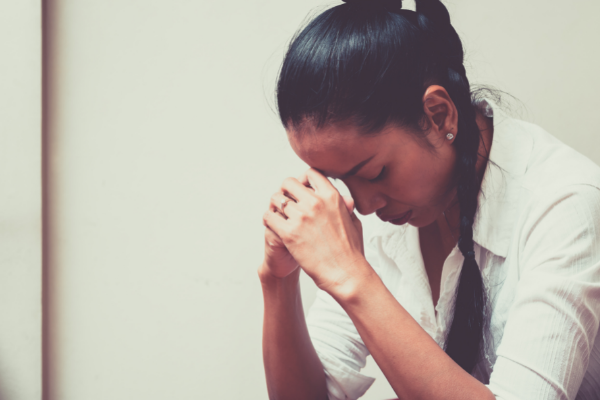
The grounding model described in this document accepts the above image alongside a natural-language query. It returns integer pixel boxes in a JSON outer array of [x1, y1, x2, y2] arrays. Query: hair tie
[[342, 0, 403, 9]]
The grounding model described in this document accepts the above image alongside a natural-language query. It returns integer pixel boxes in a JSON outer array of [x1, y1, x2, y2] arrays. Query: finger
[[263, 208, 288, 238], [275, 197, 303, 220], [297, 168, 335, 195], [263, 206, 286, 226], [342, 195, 355, 214], [281, 177, 314, 203], [348, 212, 364, 254], [269, 192, 296, 219], [295, 173, 315, 192], [349, 211, 362, 233], [265, 226, 284, 247]]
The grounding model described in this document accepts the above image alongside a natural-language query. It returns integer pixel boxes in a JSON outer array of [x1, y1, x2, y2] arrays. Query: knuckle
[[305, 196, 318, 210], [312, 196, 324, 209], [325, 190, 339, 203], [282, 177, 295, 187], [281, 227, 294, 242], [298, 212, 309, 222], [269, 192, 282, 205], [263, 211, 272, 222], [287, 230, 300, 243], [311, 201, 322, 213]]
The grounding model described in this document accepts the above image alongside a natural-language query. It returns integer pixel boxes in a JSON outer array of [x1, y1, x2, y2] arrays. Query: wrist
[[258, 262, 302, 310], [258, 261, 300, 287], [326, 258, 383, 306]]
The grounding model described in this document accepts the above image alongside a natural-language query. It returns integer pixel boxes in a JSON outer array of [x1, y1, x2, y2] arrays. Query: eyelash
[[368, 167, 386, 183]]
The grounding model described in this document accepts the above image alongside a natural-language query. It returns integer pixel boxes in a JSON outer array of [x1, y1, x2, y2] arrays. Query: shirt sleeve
[[306, 289, 375, 400], [305, 219, 383, 400], [487, 184, 600, 400]]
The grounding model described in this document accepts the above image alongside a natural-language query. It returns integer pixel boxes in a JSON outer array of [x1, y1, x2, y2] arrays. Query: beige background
[[38, 0, 600, 399], [0, 0, 42, 399]]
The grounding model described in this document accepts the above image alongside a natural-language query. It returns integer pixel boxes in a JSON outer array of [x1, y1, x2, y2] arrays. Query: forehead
[[287, 124, 387, 176]]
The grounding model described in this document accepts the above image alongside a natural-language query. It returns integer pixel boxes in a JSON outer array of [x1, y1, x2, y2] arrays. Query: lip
[[378, 210, 412, 225]]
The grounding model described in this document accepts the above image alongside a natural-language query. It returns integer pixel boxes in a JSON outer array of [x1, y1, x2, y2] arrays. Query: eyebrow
[[325, 155, 376, 179]]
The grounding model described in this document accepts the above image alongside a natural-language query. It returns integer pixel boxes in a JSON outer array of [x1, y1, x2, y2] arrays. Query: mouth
[[378, 210, 413, 225]]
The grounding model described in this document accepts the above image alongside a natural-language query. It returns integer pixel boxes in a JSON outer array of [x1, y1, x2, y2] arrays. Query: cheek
[[387, 153, 455, 206]]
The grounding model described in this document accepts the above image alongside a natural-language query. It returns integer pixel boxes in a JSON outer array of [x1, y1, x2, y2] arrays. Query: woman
[[259, 0, 600, 399]]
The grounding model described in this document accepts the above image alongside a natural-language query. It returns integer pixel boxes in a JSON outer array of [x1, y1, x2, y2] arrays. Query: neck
[[436, 108, 494, 248]]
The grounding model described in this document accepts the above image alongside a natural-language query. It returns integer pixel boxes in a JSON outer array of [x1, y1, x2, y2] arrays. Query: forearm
[[334, 263, 495, 400], [260, 265, 328, 400]]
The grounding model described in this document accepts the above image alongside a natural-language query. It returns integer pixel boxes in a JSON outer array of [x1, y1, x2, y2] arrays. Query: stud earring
[[446, 133, 454, 140]]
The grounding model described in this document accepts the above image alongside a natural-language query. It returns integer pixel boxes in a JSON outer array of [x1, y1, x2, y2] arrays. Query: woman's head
[[277, 0, 479, 224], [277, 0, 488, 373], [287, 86, 460, 228]]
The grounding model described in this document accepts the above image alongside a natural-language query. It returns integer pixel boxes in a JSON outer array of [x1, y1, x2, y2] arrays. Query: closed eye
[[368, 167, 386, 183]]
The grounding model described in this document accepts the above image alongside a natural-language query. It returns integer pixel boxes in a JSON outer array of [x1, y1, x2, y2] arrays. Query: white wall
[[44, 1, 600, 399], [452, 0, 600, 164], [0, 0, 42, 399]]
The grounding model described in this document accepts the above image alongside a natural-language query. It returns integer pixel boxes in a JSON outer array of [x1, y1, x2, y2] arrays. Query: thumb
[[342, 196, 364, 255], [342, 195, 355, 214]]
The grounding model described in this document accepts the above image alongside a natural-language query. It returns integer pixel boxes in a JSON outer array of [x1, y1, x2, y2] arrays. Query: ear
[[422, 85, 458, 144]]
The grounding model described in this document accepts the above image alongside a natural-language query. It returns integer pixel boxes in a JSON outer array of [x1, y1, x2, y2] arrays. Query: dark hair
[[276, 0, 488, 373]]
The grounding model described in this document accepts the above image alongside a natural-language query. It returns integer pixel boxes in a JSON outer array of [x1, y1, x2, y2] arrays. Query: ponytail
[[416, 0, 488, 372], [443, 67, 488, 373]]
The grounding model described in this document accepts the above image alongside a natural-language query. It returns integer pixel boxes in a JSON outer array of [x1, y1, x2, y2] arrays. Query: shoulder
[[496, 115, 600, 235], [513, 183, 600, 277], [519, 183, 600, 233], [515, 118, 600, 191], [489, 114, 600, 271], [513, 119, 600, 236]]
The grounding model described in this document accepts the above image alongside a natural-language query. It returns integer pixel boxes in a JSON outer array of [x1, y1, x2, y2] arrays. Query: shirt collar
[[471, 98, 533, 257]]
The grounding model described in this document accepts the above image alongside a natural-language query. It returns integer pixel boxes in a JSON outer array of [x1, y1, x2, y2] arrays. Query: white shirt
[[306, 99, 600, 400]]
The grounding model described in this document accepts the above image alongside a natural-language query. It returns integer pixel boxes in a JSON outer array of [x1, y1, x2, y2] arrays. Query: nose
[[345, 180, 386, 216]]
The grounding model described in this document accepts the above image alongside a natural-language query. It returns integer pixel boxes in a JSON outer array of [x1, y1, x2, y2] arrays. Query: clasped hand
[[261, 168, 371, 296]]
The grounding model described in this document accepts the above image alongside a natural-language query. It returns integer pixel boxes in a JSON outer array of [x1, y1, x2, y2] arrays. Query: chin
[[408, 220, 424, 228], [407, 213, 435, 228]]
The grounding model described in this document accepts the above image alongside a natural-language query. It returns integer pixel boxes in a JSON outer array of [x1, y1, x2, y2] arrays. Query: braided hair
[[277, 0, 488, 373]]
